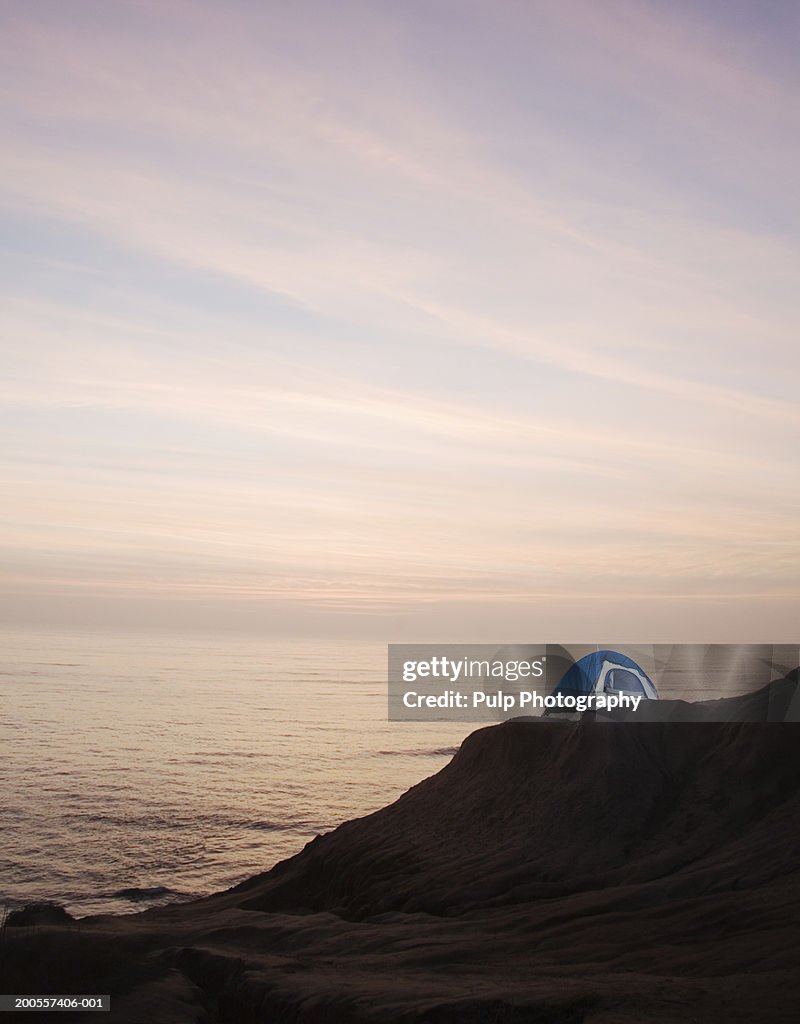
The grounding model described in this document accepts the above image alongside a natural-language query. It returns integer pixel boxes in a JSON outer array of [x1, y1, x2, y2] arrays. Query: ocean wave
[[376, 746, 459, 757], [109, 885, 187, 903]]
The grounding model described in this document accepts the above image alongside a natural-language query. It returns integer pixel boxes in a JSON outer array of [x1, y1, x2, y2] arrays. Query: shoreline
[[4, 677, 799, 1022]]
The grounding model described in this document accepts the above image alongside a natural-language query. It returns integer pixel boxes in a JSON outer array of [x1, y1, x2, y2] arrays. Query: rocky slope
[[3, 676, 799, 1023]]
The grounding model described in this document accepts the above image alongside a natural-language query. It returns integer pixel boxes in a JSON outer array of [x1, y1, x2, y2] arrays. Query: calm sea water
[[3, 632, 792, 919], [0, 629, 471, 918]]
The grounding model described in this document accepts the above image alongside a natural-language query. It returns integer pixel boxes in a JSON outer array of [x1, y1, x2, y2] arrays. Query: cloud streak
[[1, 0, 798, 635]]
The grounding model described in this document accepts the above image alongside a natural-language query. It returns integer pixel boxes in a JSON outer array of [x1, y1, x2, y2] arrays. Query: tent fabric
[[552, 650, 658, 700]]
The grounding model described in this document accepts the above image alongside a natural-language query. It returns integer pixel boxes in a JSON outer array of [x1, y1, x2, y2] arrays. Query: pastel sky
[[2, 0, 798, 639]]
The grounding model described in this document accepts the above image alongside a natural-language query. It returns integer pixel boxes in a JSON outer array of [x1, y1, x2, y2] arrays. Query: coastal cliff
[[3, 677, 799, 1023]]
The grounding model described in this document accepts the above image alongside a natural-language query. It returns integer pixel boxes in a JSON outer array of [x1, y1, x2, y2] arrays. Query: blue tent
[[552, 650, 658, 701]]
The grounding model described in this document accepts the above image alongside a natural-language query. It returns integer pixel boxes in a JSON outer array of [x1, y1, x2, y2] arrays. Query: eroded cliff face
[[232, 678, 800, 919], [4, 677, 800, 1024]]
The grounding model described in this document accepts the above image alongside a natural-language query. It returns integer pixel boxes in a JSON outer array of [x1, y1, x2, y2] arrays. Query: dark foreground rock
[[5, 903, 74, 927], [2, 677, 799, 1023]]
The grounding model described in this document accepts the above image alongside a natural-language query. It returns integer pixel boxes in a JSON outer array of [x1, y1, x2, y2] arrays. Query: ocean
[[0, 629, 471, 918]]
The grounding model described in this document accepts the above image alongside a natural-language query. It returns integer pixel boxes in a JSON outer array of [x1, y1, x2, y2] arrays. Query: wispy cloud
[[1, 0, 798, 634]]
